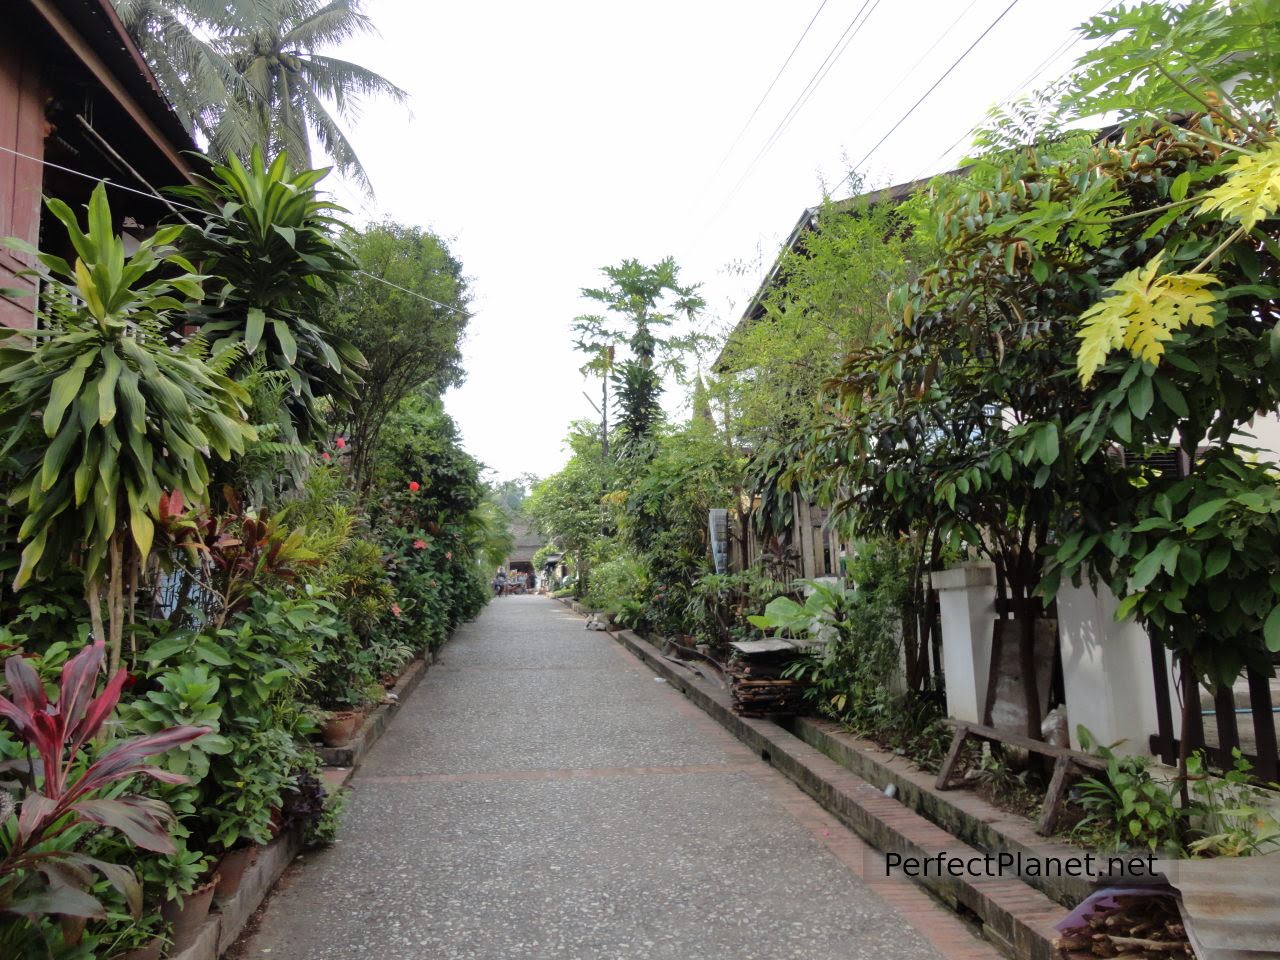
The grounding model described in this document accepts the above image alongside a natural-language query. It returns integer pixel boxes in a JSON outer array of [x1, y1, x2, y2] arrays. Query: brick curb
[[573, 607, 1068, 960], [788, 717, 1093, 908], [315, 654, 431, 768]]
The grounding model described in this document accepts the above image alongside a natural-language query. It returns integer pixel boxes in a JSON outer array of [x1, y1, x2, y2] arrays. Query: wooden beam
[[27, 0, 193, 182]]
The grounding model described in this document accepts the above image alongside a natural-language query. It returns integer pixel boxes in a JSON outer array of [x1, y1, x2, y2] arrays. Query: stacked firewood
[[1054, 894, 1192, 959], [725, 653, 803, 717]]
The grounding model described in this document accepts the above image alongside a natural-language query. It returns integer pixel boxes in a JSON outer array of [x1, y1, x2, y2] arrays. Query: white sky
[[325, 0, 1107, 481]]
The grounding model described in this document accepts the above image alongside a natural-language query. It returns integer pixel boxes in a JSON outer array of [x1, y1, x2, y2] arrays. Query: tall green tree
[[325, 222, 470, 489], [572, 258, 705, 461], [115, 0, 407, 190]]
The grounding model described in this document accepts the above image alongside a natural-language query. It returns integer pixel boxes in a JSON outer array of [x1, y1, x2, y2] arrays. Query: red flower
[[391, 603, 402, 617], [321, 452, 331, 461], [413, 539, 427, 550], [336, 437, 347, 450], [408, 481, 420, 492]]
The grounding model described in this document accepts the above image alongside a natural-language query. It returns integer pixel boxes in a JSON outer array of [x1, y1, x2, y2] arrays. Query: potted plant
[[143, 836, 216, 954], [212, 845, 259, 902], [202, 726, 298, 903], [320, 707, 364, 748]]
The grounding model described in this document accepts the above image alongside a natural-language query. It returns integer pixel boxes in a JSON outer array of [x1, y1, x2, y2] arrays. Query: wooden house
[[1, 0, 197, 329]]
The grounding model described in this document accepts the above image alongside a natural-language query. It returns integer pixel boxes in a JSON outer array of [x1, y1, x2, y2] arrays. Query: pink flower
[[445, 551, 452, 560], [391, 603, 402, 617], [321, 452, 331, 461], [408, 481, 420, 492], [413, 539, 427, 550], [336, 437, 347, 450]]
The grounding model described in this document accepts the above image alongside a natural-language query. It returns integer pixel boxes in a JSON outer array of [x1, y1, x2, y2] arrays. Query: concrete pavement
[[236, 596, 999, 960]]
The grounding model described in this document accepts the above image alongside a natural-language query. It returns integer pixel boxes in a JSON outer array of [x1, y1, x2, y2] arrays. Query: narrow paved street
[[238, 597, 996, 960]]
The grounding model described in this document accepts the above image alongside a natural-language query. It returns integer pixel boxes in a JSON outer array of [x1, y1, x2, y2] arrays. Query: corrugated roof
[[1161, 855, 1280, 959]]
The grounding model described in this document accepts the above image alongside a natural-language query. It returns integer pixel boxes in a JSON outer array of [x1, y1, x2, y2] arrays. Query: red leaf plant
[[154, 488, 319, 628], [0, 640, 207, 924]]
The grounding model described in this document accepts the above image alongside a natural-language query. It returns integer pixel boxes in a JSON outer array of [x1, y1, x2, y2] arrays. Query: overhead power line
[[852, 0, 1023, 173], [697, 0, 832, 189], [910, 0, 1111, 180], [692, 0, 884, 242], [0, 141, 466, 315]]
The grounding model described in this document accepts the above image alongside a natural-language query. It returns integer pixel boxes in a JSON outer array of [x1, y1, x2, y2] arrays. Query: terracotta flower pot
[[213, 846, 259, 903], [162, 874, 218, 954], [320, 709, 363, 747], [118, 935, 165, 960]]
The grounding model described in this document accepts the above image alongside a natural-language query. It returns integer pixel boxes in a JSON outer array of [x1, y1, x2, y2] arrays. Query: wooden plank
[[729, 639, 797, 655], [1149, 635, 1177, 764], [935, 724, 970, 790], [1212, 683, 1240, 757], [10, 46, 43, 263], [1036, 755, 1073, 836], [1246, 667, 1278, 781], [0, 32, 24, 241], [957, 720, 1106, 768], [795, 497, 814, 579]]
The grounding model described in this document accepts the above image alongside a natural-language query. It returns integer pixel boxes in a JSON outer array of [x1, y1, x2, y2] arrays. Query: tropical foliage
[[113, 0, 407, 189], [0, 145, 493, 955]]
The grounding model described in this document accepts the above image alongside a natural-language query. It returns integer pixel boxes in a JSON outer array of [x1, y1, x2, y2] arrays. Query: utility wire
[[0, 141, 467, 315], [848, 0, 984, 152], [852, 0, 1023, 173], [909, 0, 1109, 181], [697, 0, 832, 189], [692, 0, 884, 243]]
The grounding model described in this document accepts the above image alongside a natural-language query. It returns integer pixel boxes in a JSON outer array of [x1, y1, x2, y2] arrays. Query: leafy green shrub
[[305, 787, 349, 849], [684, 568, 788, 646], [1186, 750, 1280, 857], [755, 539, 951, 763], [584, 553, 649, 618], [1075, 727, 1181, 852]]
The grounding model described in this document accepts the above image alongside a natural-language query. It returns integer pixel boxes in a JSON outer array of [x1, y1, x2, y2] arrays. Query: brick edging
[[598, 621, 1067, 960], [789, 717, 1093, 908], [315, 654, 431, 768]]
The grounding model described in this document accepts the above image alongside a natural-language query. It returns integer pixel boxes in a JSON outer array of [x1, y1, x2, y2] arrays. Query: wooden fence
[[1149, 641, 1280, 782], [726, 495, 856, 582]]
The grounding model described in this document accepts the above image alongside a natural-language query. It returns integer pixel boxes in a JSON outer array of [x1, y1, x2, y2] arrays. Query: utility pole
[[601, 345, 613, 458]]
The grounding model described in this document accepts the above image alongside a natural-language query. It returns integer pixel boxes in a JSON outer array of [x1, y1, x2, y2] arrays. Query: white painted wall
[[931, 563, 997, 724], [1056, 579, 1177, 757]]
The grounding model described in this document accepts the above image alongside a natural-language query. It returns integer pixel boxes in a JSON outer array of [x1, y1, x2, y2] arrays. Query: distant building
[[503, 516, 544, 581], [2, 0, 198, 329]]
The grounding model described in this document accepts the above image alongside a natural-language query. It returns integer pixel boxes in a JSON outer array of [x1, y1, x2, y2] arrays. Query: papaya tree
[[572, 258, 705, 461], [0, 184, 255, 672]]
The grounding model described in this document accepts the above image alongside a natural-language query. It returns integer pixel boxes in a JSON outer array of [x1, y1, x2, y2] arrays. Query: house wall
[[0, 32, 45, 329]]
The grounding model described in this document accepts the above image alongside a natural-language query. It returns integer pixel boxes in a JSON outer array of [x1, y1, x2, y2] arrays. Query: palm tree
[[114, 0, 407, 191]]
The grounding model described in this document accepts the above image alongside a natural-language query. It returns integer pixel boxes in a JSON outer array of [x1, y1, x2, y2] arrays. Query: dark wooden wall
[[0, 31, 45, 329]]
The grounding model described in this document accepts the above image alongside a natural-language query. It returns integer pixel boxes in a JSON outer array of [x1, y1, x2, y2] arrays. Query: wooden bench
[[935, 720, 1108, 836]]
